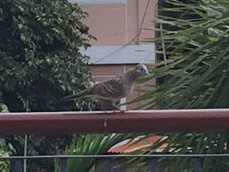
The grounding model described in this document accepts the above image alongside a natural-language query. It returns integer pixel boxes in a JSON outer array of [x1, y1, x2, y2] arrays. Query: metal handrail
[[1, 109, 229, 134], [1, 109, 229, 172]]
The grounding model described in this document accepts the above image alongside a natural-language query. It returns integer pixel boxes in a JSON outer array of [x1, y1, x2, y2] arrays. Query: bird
[[64, 64, 149, 110]]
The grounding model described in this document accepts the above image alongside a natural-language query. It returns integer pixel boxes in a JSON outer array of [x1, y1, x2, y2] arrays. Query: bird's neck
[[124, 70, 139, 83]]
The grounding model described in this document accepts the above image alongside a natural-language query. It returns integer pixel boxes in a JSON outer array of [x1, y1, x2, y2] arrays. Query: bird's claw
[[112, 109, 126, 113]]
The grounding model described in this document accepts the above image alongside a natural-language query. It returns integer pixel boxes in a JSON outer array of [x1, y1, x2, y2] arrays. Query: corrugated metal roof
[[108, 136, 168, 153]]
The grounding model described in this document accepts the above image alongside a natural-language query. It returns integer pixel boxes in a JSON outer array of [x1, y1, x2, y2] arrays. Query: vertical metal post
[[23, 100, 30, 172], [11, 160, 22, 172], [58, 158, 67, 172], [150, 158, 158, 172], [23, 135, 28, 172], [193, 158, 201, 172], [95, 158, 113, 172]]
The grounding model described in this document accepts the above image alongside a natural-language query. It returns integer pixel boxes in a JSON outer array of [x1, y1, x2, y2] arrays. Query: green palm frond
[[138, 0, 229, 109], [54, 133, 142, 172], [131, 0, 229, 171]]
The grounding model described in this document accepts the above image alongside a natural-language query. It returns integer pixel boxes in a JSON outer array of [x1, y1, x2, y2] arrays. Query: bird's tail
[[63, 88, 92, 100]]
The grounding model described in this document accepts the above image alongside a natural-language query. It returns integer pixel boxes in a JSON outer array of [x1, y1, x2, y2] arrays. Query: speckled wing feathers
[[90, 77, 125, 100]]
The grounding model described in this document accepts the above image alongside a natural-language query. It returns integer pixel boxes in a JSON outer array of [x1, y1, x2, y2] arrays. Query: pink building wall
[[79, 0, 157, 45]]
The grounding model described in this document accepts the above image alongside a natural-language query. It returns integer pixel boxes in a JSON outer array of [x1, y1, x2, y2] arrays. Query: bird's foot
[[112, 109, 126, 114]]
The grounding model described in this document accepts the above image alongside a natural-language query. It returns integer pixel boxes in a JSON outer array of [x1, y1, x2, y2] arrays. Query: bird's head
[[135, 64, 150, 76]]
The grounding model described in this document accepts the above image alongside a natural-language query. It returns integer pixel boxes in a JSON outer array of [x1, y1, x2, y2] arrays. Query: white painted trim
[[80, 44, 155, 64], [120, 97, 127, 110], [68, 0, 127, 4]]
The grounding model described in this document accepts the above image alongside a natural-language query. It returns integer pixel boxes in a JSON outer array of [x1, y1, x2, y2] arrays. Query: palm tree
[[53, 133, 143, 172], [134, 0, 229, 171]]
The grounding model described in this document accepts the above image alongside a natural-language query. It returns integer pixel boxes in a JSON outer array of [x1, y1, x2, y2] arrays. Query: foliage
[[0, 0, 96, 171], [0, 149, 9, 172], [54, 133, 142, 172], [134, 0, 229, 171], [0, 0, 96, 112], [138, 0, 229, 109], [0, 102, 8, 112], [0, 103, 10, 172]]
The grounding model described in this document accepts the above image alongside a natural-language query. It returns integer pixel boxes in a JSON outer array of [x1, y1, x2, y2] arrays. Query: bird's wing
[[90, 77, 126, 100]]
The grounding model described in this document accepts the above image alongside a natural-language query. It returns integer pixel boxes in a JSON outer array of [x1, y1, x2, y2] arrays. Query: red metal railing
[[1, 109, 229, 172], [1, 109, 229, 134]]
